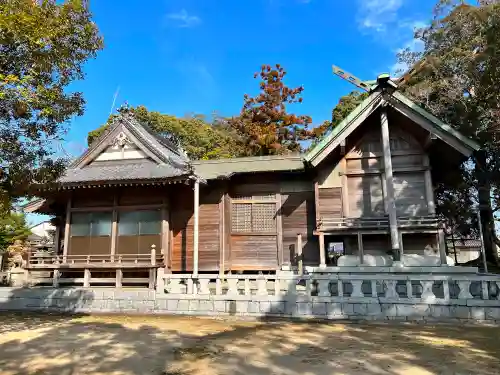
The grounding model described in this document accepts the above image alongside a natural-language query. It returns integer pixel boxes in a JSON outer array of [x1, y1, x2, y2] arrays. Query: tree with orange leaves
[[230, 64, 316, 156]]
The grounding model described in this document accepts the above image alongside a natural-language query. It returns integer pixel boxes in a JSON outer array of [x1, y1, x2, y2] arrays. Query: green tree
[[88, 106, 246, 160], [229, 64, 316, 156], [0, 0, 103, 209], [396, 0, 500, 264], [317, 91, 368, 139], [0, 211, 31, 252]]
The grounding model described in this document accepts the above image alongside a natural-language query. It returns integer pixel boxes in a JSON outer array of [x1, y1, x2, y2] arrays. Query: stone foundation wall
[[0, 287, 499, 323]]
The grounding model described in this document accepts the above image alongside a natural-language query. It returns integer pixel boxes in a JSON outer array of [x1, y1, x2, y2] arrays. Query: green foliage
[[0, 0, 103, 207], [396, 0, 500, 263], [229, 64, 316, 156], [0, 211, 31, 252], [88, 106, 246, 160], [318, 91, 368, 138]]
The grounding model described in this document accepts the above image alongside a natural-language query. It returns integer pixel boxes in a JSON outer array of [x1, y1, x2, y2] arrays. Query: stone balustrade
[[0, 270, 499, 322], [156, 271, 500, 321]]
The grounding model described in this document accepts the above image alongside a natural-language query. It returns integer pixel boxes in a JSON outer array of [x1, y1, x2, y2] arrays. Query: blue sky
[[60, 0, 434, 156], [30, 0, 433, 225]]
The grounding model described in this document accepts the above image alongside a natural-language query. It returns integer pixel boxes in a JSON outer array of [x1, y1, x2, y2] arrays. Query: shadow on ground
[[0, 310, 499, 375]]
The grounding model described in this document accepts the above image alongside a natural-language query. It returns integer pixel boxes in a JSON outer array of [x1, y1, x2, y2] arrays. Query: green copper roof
[[305, 88, 480, 166], [392, 91, 480, 152], [305, 91, 383, 165]]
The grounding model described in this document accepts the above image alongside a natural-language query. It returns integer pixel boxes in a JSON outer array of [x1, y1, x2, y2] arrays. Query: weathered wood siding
[[228, 182, 279, 270], [280, 190, 318, 266], [230, 235, 277, 269], [336, 126, 429, 218], [347, 176, 384, 217], [170, 186, 222, 272], [317, 187, 343, 219]]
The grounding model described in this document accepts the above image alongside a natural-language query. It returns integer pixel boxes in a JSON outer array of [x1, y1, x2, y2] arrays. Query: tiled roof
[[59, 160, 190, 184]]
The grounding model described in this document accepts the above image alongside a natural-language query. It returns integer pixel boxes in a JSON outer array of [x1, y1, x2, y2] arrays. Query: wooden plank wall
[[170, 186, 222, 272], [280, 191, 318, 266], [228, 182, 280, 270], [317, 188, 343, 219], [230, 235, 278, 269]]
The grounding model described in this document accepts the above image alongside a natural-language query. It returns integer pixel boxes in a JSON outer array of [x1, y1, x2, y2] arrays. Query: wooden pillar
[[148, 269, 156, 289], [193, 179, 200, 277], [62, 198, 72, 263], [276, 192, 283, 268], [53, 221, 61, 255], [340, 159, 349, 217], [115, 269, 123, 288], [52, 269, 60, 288], [399, 232, 404, 263], [110, 209, 118, 262], [297, 233, 303, 275], [423, 155, 436, 215], [219, 193, 225, 278], [380, 105, 400, 259], [83, 268, 91, 287], [161, 203, 169, 267], [438, 229, 447, 265], [319, 232, 326, 268], [357, 232, 364, 265]]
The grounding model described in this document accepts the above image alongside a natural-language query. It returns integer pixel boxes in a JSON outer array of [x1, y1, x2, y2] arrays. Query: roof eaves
[[192, 154, 303, 166], [305, 91, 383, 165], [392, 91, 480, 152]]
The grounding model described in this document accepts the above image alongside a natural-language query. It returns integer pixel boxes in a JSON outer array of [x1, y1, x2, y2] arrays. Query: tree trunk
[[475, 150, 500, 265]]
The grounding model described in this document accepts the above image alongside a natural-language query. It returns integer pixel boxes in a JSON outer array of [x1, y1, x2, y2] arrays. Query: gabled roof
[[58, 112, 195, 185], [305, 86, 480, 167]]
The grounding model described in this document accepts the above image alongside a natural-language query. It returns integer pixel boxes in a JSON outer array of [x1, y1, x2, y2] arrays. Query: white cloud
[[166, 9, 201, 28], [358, 0, 403, 33]]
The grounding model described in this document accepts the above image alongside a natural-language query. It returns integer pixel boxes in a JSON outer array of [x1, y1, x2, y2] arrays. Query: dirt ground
[[0, 313, 499, 375]]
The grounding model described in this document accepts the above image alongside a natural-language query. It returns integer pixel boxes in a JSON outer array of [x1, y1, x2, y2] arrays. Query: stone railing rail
[[159, 272, 500, 305]]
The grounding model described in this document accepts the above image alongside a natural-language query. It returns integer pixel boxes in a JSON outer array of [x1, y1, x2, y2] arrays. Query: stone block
[[177, 299, 190, 312], [485, 307, 500, 320], [166, 299, 179, 311], [199, 300, 214, 312], [236, 301, 248, 313], [188, 300, 200, 311], [155, 299, 168, 311], [269, 302, 285, 314], [470, 306, 485, 320], [214, 301, 226, 313], [297, 302, 312, 316], [366, 303, 382, 316], [247, 301, 260, 314], [136, 300, 154, 313], [342, 303, 354, 315], [259, 301, 271, 314], [381, 303, 398, 317], [312, 302, 327, 316], [326, 303, 343, 318], [396, 304, 430, 317], [352, 304, 368, 316], [99, 299, 117, 312], [430, 305, 451, 319], [450, 306, 470, 319]]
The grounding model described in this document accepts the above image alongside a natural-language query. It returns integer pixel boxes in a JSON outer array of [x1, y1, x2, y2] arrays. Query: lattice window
[[231, 194, 277, 233]]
